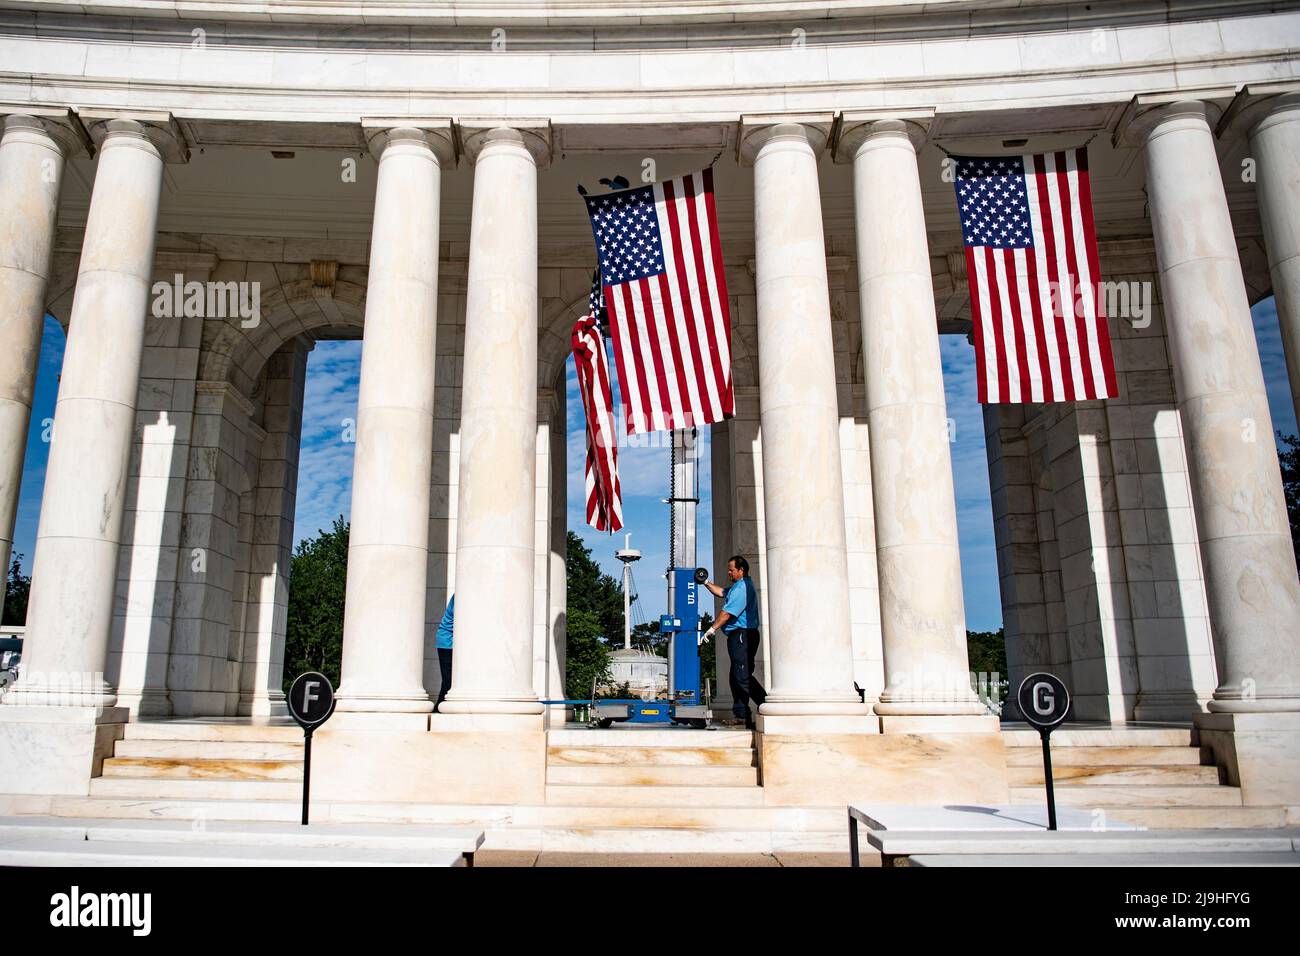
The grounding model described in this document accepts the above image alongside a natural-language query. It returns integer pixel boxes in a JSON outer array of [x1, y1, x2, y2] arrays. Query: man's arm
[[700, 609, 733, 644], [703, 580, 725, 599]]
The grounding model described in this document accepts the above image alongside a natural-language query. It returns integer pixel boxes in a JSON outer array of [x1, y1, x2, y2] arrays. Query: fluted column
[[440, 126, 548, 717], [0, 114, 79, 596], [1135, 101, 1300, 712], [336, 125, 452, 713], [1250, 93, 1300, 431], [739, 121, 869, 723], [6, 118, 177, 709], [839, 119, 987, 723]]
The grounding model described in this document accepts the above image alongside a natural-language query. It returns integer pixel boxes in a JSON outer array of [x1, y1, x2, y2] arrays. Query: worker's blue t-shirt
[[436, 596, 454, 650], [721, 578, 759, 632]]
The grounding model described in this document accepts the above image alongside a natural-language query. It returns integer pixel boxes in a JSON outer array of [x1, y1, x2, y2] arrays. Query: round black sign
[[1017, 672, 1070, 729], [287, 672, 335, 729]]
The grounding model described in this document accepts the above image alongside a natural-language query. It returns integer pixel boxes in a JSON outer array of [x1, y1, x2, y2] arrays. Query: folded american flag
[[953, 148, 1117, 403], [572, 283, 623, 533], [583, 168, 733, 434]]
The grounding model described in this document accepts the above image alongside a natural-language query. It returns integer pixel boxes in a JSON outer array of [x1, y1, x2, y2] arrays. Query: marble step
[[101, 757, 304, 781], [1005, 746, 1205, 767], [520, 805, 843, 830], [911, 851, 1300, 867], [546, 764, 760, 786], [123, 722, 304, 743], [532, 827, 846, 854], [1001, 728, 1194, 748], [1008, 764, 1222, 786], [547, 746, 757, 767], [1105, 805, 1290, 829], [545, 784, 765, 807], [546, 729, 755, 748], [114, 739, 305, 761], [0, 817, 483, 855], [1009, 784, 1243, 807], [0, 838, 464, 867], [89, 777, 302, 801]]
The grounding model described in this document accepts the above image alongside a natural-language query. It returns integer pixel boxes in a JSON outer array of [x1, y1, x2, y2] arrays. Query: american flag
[[572, 291, 623, 533], [583, 168, 733, 434], [954, 148, 1117, 403]]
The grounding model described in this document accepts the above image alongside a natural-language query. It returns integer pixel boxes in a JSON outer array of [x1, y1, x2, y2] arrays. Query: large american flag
[[572, 283, 623, 533], [954, 148, 1117, 403], [583, 168, 733, 434]]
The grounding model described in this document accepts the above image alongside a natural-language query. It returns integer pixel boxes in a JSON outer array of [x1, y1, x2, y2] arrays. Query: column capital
[[0, 106, 90, 158], [832, 110, 933, 164], [361, 118, 456, 165], [1111, 89, 1235, 149], [737, 113, 834, 167], [1215, 82, 1300, 142], [457, 120, 552, 168], [77, 110, 190, 164]]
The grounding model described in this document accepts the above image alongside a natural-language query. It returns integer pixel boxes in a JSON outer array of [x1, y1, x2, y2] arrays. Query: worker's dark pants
[[435, 648, 453, 712], [726, 628, 766, 720]]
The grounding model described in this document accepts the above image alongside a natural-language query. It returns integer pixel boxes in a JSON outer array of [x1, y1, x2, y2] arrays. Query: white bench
[[847, 804, 1143, 867], [0, 837, 466, 867], [0, 816, 484, 866], [868, 828, 1300, 867], [909, 851, 1300, 867]]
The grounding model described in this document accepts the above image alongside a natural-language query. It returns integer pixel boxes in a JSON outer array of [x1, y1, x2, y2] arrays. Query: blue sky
[[12, 296, 1296, 634]]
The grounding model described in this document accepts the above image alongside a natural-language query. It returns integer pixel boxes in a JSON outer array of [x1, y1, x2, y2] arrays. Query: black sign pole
[[301, 726, 313, 826], [1040, 726, 1057, 831]]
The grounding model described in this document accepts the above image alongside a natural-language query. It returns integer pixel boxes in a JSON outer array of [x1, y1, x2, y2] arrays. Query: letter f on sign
[[304, 681, 320, 715]]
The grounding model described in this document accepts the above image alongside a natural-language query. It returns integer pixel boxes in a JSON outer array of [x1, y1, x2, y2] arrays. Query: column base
[[439, 695, 545, 716], [0, 705, 128, 795], [757, 722, 1009, 807], [334, 692, 434, 714], [758, 698, 872, 718], [1134, 691, 1209, 723], [239, 691, 289, 719], [114, 688, 172, 719], [313, 712, 545, 804], [878, 714, 1001, 734], [1195, 712, 1300, 806], [756, 713, 878, 734]]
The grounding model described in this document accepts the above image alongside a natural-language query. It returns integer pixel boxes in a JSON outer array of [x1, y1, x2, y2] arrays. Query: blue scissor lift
[[591, 428, 711, 729]]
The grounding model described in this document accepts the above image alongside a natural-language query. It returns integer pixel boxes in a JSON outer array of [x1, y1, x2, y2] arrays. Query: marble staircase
[[1004, 726, 1289, 829], [2, 720, 1290, 855]]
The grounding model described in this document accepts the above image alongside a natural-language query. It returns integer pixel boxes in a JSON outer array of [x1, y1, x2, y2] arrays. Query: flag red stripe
[[1000, 248, 1033, 402], [965, 248, 989, 404], [984, 246, 1011, 400], [1033, 153, 1076, 402], [661, 177, 712, 426], [684, 172, 729, 423], [1021, 245, 1054, 403], [702, 168, 734, 417], [1073, 149, 1119, 397], [616, 283, 657, 433], [1054, 150, 1097, 398], [634, 279, 677, 429]]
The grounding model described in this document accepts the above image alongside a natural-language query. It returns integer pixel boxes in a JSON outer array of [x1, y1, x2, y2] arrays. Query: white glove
[[698, 628, 715, 647]]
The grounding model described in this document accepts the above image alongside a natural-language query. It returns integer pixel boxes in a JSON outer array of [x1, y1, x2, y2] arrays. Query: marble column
[[1250, 93, 1300, 431], [1137, 101, 1300, 713], [0, 114, 78, 597], [6, 119, 172, 709], [840, 119, 986, 722], [440, 127, 546, 717], [336, 126, 452, 713], [740, 122, 868, 722]]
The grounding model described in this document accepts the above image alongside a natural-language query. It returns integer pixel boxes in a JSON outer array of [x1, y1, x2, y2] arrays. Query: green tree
[[966, 627, 1007, 677], [565, 531, 625, 641], [1278, 432, 1300, 570], [565, 606, 612, 699], [2, 554, 30, 627], [282, 516, 349, 694]]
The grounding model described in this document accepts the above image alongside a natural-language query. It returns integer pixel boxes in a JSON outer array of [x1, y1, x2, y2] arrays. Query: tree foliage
[[1278, 432, 1300, 570], [282, 516, 348, 694], [2, 554, 30, 627], [564, 532, 626, 699], [966, 627, 1008, 678]]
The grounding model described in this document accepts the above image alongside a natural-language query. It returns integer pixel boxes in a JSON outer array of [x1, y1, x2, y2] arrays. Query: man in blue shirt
[[701, 555, 766, 729], [435, 595, 454, 712]]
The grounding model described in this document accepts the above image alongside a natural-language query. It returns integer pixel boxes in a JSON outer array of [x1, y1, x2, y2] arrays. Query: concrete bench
[[868, 828, 1300, 867], [847, 803, 1142, 868], [0, 816, 483, 866], [0, 837, 466, 867], [908, 851, 1300, 867]]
